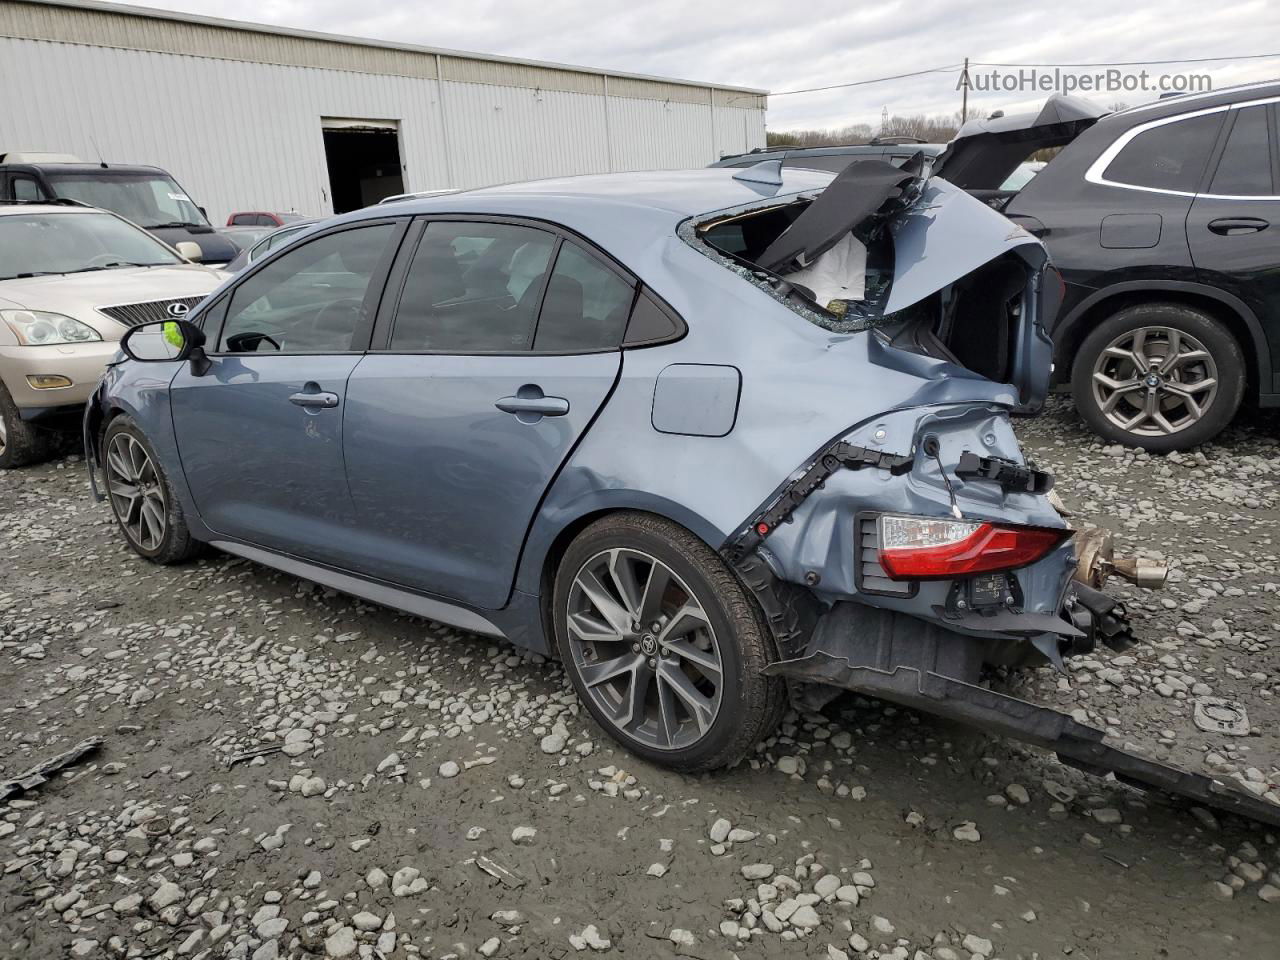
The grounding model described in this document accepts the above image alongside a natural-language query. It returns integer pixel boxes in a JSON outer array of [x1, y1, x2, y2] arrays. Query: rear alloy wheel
[[567, 548, 724, 751], [102, 415, 204, 564], [554, 513, 785, 772], [1072, 303, 1244, 452]]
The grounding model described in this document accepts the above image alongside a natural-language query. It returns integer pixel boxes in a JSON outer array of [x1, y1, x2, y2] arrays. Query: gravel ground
[[2, 398, 1279, 960]]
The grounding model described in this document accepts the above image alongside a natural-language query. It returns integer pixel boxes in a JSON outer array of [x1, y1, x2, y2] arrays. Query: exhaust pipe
[[1071, 526, 1166, 591], [1111, 554, 1167, 589]]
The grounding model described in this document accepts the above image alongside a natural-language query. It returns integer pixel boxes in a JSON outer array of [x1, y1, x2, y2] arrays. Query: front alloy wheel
[[0, 380, 54, 469], [100, 415, 204, 564], [566, 548, 724, 751], [554, 513, 785, 773], [106, 432, 168, 551]]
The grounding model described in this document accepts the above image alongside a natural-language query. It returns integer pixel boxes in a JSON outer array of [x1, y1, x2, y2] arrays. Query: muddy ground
[[1, 398, 1279, 960]]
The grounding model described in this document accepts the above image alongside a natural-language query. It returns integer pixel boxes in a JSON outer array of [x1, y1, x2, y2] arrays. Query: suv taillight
[[877, 514, 1069, 581]]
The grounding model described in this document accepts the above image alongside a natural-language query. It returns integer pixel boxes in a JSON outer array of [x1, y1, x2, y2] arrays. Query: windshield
[[45, 172, 209, 229], [0, 212, 182, 280]]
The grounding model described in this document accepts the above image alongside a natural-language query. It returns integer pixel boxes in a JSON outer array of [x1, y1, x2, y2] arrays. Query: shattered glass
[[679, 193, 922, 333]]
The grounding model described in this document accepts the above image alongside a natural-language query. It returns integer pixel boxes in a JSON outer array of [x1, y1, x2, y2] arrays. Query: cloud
[[141, 0, 1280, 130]]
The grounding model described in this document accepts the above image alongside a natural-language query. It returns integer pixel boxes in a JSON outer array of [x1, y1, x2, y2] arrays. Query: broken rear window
[[682, 158, 926, 332], [683, 195, 904, 332]]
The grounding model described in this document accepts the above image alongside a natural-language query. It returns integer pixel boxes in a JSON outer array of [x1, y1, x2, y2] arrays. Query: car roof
[[329, 169, 836, 269], [0, 162, 167, 176], [353, 168, 835, 222], [1108, 78, 1280, 123], [0, 203, 101, 217]]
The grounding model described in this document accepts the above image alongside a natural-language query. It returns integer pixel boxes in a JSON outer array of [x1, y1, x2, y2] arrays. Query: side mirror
[[120, 319, 206, 363], [175, 240, 204, 261]]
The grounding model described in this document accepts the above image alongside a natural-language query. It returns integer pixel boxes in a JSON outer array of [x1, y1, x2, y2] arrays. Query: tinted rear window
[[390, 221, 555, 352], [1103, 112, 1224, 193], [1209, 106, 1274, 196], [532, 241, 634, 352]]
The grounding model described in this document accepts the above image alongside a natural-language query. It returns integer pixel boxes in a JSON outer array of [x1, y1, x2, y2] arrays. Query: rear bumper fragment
[[763, 601, 1280, 828]]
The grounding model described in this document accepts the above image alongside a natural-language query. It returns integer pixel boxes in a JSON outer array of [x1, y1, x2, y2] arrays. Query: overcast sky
[[148, 0, 1280, 130]]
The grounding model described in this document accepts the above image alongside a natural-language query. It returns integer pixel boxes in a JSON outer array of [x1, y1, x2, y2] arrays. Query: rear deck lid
[[932, 94, 1108, 190]]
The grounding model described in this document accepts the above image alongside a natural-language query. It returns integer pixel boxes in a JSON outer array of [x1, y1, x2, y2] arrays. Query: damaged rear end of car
[[684, 158, 1280, 826]]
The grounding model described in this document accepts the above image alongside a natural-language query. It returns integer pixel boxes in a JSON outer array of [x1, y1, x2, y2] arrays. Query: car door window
[[217, 223, 394, 354], [230, 214, 252, 225], [1102, 112, 1224, 192], [532, 241, 635, 352], [248, 236, 272, 263], [11, 176, 44, 201], [1208, 106, 1275, 196], [389, 221, 555, 352]]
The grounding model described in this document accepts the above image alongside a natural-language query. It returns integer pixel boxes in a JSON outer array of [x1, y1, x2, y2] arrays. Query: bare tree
[[767, 123, 877, 147], [878, 111, 963, 142], [768, 111, 962, 148]]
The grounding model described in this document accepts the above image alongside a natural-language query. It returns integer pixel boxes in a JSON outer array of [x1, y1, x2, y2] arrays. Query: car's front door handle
[[1207, 217, 1269, 236], [495, 396, 570, 417], [289, 391, 339, 408]]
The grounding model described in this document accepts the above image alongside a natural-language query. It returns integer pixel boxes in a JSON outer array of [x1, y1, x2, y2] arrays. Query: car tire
[[102, 415, 205, 564], [1071, 302, 1244, 452], [0, 380, 55, 470], [553, 512, 785, 773]]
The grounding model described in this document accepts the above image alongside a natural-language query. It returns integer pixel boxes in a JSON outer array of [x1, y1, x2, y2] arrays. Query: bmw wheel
[[1071, 303, 1244, 452], [102, 415, 204, 564], [553, 512, 785, 772]]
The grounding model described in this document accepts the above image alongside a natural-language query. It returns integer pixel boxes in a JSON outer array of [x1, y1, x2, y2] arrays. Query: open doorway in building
[[321, 118, 405, 213]]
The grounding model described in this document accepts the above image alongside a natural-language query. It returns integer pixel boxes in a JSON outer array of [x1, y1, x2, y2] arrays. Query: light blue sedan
[[83, 160, 1276, 824]]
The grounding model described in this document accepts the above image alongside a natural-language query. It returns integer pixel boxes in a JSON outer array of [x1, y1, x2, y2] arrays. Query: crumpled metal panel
[[765, 602, 1280, 828], [752, 401, 1076, 640]]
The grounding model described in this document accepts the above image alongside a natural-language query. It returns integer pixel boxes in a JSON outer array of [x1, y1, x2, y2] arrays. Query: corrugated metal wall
[[0, 33, 766, 223]]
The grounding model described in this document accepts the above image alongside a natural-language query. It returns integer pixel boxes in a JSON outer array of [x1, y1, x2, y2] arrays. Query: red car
[[225, 210, 307, 227]]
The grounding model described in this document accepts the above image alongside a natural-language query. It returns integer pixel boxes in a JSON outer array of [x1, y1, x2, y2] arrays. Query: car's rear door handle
[[1207, 217, 1269, 236], [289, 391, 339, 408], [496, 385, 570, 423], [495, 396, 570, 416]]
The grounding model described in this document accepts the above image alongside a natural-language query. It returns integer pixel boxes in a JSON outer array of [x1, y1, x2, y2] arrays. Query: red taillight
[[877, 514, 1068, 581]]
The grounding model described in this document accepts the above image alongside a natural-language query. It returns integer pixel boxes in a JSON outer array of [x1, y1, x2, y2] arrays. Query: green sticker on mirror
[[162, 321, 184, 350]]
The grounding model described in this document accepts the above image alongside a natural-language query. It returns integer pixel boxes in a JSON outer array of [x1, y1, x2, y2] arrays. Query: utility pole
[[961, 57, 969, 124]]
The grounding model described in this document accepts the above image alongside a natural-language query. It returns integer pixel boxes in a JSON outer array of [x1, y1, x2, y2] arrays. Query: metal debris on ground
[[475, 855, 526, 889], [1193, 697, 1251, 736], [0, 736, 104, 802], [225, 744, 283, 769]]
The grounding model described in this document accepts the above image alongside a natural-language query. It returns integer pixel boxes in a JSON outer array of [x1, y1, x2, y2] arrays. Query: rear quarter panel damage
[[517, 185, 1073, 676], [754, 401, 1074, 634]]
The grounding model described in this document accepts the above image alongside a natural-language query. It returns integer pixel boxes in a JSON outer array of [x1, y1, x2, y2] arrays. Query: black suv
[[934, 86, 1280, 451], [0, 155, 237, 264]]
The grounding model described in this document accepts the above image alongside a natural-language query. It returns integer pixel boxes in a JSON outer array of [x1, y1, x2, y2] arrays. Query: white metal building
[[0, 0, 768, 221]]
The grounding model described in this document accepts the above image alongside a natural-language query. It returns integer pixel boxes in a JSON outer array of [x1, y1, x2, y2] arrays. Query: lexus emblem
[[166, 302, 190, 319]]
